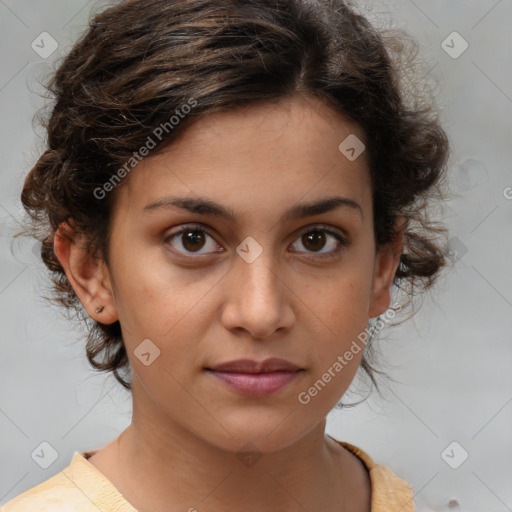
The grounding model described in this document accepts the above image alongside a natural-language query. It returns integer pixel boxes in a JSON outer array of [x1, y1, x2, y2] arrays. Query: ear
[[53, 220, 119, 324], [368, 216, 405, 318]]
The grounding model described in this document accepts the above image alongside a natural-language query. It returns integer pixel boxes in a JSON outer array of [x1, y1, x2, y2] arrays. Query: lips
[[206, 357, 301, 373], [205, 358, 303, 396]]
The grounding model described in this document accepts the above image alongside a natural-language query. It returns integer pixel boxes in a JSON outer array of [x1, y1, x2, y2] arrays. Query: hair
[[18, 0, 450, 393]]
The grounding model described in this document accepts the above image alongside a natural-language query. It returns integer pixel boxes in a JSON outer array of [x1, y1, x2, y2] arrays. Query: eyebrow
[[143, 195, 363, 222]]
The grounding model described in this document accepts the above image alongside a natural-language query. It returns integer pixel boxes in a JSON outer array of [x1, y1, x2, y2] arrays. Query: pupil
[[303, 231, 325, 251], [183, 230, 205, 251]]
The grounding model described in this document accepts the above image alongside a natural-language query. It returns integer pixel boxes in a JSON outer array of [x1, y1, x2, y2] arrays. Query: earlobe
[[368, 217, 405, 318], [53, 220, 118, 324]]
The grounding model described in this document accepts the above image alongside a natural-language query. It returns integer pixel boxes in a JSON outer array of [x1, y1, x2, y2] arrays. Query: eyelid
[[296, 223, 348, 241], [169, 222, 216, 239]]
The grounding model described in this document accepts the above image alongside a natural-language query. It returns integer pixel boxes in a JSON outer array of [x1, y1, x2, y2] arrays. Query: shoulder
[[335, 440, 416, 512], [1, 453, 101, 512], [1, 473, 88, 512]]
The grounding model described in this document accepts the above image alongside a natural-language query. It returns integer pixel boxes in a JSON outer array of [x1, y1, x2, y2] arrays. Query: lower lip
[[207, 370, 301, 396]]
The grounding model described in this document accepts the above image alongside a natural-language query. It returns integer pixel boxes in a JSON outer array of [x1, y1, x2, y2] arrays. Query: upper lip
[[207, 358, 302, 373]]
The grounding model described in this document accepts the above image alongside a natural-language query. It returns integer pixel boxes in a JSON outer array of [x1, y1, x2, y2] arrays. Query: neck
[[89, 381, 370, 512]]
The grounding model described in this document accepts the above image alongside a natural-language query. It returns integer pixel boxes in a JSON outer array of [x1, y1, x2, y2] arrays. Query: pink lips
[[206, 358, 302, 396]]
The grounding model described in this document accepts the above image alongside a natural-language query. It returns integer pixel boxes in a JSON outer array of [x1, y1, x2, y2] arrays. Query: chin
[[198, 411, 318, 455]]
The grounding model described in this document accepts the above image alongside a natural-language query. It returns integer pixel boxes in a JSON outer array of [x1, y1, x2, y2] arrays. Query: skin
[[54, 93, 404, 512]]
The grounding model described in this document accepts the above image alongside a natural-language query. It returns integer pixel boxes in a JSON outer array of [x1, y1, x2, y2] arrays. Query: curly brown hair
[[17, 0, 450, 392]]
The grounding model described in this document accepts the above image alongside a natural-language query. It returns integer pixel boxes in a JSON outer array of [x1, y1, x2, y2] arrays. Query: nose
[[220, 252, 295, 340]]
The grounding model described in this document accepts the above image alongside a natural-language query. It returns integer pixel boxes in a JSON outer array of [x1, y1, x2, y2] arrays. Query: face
[[56, 94, 402, 454]]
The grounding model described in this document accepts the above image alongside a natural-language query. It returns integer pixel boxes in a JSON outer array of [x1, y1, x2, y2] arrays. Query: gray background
[[1, 1, 511, 511]]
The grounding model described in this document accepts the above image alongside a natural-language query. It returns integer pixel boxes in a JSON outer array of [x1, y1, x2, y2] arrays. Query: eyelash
[[164, 223, 349, 262]]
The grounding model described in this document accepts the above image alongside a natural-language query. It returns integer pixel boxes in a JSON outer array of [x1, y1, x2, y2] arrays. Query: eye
[[290, 225, 348, 259], [164, 223, 349, 260], [164, 224, 222, 258]]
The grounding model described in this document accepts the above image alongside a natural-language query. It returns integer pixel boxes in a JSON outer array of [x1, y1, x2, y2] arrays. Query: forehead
[[114, 94, 371, 222]]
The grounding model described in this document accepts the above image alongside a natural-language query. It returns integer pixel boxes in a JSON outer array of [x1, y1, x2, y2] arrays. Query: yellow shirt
[[1, 440, 415, 511]]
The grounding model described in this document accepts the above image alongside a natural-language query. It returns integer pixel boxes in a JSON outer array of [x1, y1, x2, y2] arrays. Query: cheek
[[300, 291, 369, 415], [303, 259, 373, 384], [309, 260, 373, 335], [108, 239, 192, 333], [112, 257, 223, 381]]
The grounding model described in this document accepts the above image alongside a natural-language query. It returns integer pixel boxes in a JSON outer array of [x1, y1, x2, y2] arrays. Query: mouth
[[205, 358, 304, 396]]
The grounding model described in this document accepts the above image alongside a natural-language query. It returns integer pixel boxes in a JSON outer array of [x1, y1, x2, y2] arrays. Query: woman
[[4, 0, 449, 510]]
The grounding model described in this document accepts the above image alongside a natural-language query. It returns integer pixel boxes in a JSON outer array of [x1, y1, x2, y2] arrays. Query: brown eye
[[165, 224, 221, 256], [290, 225, 348, 259], [181, 230, 206, 252], [301, 231, 327, 252]]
